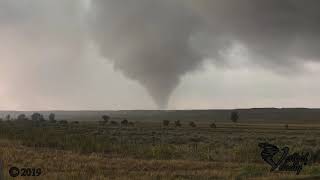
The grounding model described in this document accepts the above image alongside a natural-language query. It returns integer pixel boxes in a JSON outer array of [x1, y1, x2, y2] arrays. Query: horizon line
[[1, 107, 319, 112]]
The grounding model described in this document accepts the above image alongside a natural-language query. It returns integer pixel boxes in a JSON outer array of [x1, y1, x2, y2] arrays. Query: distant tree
[[59, 120, 68, 125], [128, 122, 135, 127], [31, 113, 43, 121], [72, 121, 79, 125], [102, 115, 110, 123], [163, 120, 170, 127], [110, 121, 119, 126], [49, 113, 55, 122], [40, 116, 46, 122], [121, 119, 129, 126], [189, 121, 196, 128], [230, 111, 239, 123], [175, 120, 182, 127], [6, 114, 11, 121], [210, 122, 217, 128], [17, 114, 27, 121]]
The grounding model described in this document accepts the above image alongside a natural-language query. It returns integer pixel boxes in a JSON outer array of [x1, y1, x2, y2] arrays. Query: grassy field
[[0, 119, 320, 179]]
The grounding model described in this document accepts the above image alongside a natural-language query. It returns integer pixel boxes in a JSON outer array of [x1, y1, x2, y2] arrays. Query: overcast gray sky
[[1, 0, 320, 110]]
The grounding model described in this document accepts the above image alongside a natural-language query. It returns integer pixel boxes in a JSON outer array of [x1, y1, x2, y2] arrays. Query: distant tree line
[[1, 111, 240, 129], [100, 115, 135, 127], [0, 112, 75, 125]]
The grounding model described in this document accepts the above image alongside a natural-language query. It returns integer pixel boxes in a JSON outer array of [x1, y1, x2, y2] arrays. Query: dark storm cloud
[[192, 0, 320, 70], [90, 0, 202, 109], [90, 0, 320, 108], [1, 0, 320, 109]]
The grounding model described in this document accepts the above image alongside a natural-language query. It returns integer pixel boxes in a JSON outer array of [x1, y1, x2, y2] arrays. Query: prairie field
[[0, 118, 320, 180]]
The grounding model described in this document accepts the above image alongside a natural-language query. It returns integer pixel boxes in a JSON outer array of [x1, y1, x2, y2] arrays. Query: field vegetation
[[0, 113, 320, 179]]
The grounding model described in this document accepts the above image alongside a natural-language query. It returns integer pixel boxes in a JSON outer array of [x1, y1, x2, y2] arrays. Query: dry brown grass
[[1, 139, 319, 180], [1, 120, 320, 179]]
